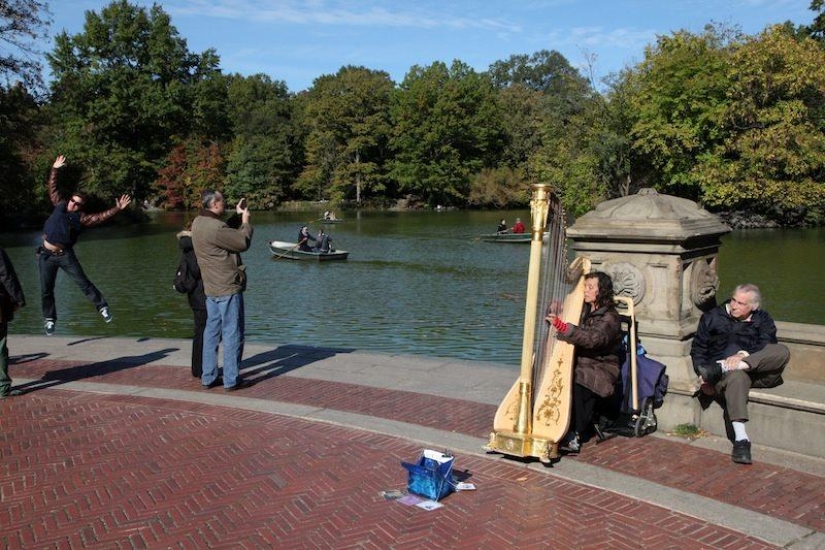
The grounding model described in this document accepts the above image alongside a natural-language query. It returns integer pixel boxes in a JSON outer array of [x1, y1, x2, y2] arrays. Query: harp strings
[[532, 195, 570, 392]]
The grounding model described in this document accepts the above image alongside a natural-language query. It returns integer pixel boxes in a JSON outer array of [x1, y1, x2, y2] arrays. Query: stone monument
[[565, 188, 731, 428]]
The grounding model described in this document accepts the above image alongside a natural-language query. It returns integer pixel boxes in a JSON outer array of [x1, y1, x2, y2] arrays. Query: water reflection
[[1, 211, 822, 367]]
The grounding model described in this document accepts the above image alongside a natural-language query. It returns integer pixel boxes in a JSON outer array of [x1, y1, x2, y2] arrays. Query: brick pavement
[[1, 340, 824, 548]]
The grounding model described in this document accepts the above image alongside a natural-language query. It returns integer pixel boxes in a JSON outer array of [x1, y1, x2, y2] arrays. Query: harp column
[[565, 188, 730, 430]]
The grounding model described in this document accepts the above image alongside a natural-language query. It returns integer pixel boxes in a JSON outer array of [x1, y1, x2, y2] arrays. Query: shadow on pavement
[[14, 348, 179, 394], [241, 344, 355, 382]]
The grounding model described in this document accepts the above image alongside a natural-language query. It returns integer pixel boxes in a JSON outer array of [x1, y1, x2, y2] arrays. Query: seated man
[[690, 283, 790, 465]]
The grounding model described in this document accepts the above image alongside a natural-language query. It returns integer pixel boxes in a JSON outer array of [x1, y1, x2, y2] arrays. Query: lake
[[1, 210, 822, 367]]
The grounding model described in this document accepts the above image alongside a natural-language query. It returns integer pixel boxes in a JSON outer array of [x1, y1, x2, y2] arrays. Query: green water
[[1, 211, 821, 367]]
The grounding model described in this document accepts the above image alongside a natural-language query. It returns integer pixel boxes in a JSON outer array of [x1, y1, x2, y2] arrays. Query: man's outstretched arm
[[47, 155, 67, 206]]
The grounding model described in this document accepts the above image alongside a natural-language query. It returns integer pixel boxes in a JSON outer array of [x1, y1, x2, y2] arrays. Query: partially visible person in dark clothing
[[177, 225, 207, 377], [0, 247, 26, 398], [38, 155, 132, 335], [297, 225, 316, 252], [496, 219, 508, 233], [314, 229, 332, 253], [548, 271, 621, 454]]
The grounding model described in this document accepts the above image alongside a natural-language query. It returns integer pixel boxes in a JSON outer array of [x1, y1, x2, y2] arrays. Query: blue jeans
[[38, 248, 107, 321], [202, 293, 245, 388]]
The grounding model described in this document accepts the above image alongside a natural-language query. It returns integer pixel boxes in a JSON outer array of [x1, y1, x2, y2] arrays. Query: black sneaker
[[732, 439, 752, 464], [696, 362, 724, 385], [45, 319, 56, 336]]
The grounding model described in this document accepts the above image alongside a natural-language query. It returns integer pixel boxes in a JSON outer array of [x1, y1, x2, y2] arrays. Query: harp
[[486, 184, 590, 463]]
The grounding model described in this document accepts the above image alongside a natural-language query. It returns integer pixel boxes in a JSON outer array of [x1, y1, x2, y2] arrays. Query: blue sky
[[46, 0, 814, 92]]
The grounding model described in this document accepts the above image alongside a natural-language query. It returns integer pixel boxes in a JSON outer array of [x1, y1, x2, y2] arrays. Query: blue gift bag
[[401, 449, 455, 501]]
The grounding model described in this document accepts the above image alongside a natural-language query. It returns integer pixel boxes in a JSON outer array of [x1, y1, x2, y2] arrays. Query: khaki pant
[[715, 343, 791, 421]]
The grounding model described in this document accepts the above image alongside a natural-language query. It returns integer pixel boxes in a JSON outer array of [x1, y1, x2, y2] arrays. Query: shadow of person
[[13, 348, 180, 395], [9, 353, 49, 365], [240, 344, 355, 382]]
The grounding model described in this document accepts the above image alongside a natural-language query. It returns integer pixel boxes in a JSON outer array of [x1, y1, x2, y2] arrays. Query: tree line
[[2, 0, 825, 228]]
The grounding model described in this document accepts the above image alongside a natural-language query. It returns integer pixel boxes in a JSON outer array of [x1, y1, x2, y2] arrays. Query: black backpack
[[173, 256, 197, 293]]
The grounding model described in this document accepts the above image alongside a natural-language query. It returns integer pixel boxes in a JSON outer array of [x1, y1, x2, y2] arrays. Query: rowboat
[[269, 240, 349, 261], [478, 232, 531, 243], [316, 218, 345, 224]]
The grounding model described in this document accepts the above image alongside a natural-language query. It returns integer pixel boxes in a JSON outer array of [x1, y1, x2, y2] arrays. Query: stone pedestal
[[566, 188, 730, 428]]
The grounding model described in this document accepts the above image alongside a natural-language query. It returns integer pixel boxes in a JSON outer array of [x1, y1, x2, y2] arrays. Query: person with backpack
[[176, 224, 206, 378]]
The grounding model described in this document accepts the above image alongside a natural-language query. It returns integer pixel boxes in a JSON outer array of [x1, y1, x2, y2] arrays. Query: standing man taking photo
[[192, 191, 254, 391], [39, 155, 132, 335]]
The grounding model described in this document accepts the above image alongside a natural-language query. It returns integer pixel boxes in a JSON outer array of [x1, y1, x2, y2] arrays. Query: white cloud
[[167, 0, 521, 32]]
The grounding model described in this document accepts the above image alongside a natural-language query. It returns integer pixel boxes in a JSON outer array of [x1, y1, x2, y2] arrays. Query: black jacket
[[690, 303, 778, 372], [177, 232, 206, 311], [0, 247, 25, 323]]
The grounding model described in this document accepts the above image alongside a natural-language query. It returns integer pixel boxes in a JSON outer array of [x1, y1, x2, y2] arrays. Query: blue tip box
[[401, 449, 455, 501]]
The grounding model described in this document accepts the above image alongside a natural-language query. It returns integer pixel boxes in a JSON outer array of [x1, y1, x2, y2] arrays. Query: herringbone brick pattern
[[2, 391, 774, 549], [4, 354, 824, 547]]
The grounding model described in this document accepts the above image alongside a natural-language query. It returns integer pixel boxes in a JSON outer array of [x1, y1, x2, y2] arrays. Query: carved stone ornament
[[604, 262, 645, 304], [691, 257, 719, 308]]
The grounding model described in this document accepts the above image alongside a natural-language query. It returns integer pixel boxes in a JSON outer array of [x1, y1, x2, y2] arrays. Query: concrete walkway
[[2, 335, 824, 549]]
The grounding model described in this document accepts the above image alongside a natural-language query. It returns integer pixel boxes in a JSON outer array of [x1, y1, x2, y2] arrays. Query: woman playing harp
[[547, 272, 621, 454], [486, 184, 592, 462]]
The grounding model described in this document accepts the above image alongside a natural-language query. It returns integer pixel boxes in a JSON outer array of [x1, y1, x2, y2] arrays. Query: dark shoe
[[732, 439, 752, 464], [224, 378, 254, 392], [0, 389, 24, 398], [696, 362, 724, 385], [202, 377, 222, 389], [559, 432, 581, 454], [45, 319, 56, 336]]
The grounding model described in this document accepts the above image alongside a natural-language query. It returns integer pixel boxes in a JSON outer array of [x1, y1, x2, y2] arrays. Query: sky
[[43, 0, 815, 92]]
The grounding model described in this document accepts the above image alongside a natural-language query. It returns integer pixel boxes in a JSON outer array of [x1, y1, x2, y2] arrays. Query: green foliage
[[390, 61, 504, 207], [223, 73, 300, 209], [44, 0, 224, 201], [0, 84, 43, 221], [297, 66, 394, 204]]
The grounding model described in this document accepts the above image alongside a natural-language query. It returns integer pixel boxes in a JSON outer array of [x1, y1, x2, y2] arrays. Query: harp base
[[485, 430, 560, 463]]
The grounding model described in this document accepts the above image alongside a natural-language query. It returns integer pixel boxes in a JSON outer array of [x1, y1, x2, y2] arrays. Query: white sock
[[732, 421, 749, 441]]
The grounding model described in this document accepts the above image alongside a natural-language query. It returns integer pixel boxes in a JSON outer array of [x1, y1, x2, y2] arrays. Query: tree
[[45, 0, 224, 200], [297, 66, 394, 204], [223, 73, 299, 209], [391, 61, 504, 207], [626, 24, 738, 200], [696, 26, 825, 223], [0, 0, 51, 92]]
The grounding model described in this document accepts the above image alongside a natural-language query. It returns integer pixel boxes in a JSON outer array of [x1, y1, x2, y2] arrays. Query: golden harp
[[486, 183, 590, 463]]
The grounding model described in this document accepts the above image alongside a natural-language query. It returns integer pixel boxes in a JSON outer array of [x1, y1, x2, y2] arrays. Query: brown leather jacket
[[564, 304, 622, 397], [42, 168, 122, 249]]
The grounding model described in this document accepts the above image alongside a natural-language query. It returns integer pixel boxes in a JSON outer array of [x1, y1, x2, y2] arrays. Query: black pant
[[38, 248, 107, 321], [572, 383, 599, 436], [191, 308, 207, 377]]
